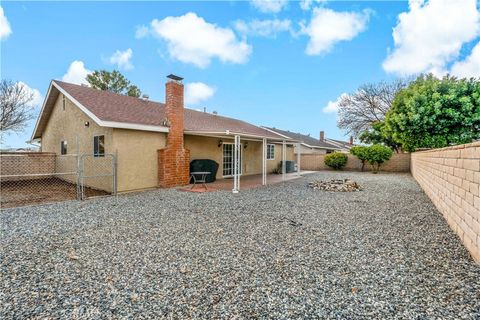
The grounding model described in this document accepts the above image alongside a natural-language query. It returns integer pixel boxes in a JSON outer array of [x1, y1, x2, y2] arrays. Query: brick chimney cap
[[167, 74, 183, 82]]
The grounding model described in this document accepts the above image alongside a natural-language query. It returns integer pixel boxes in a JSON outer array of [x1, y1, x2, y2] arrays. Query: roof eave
[[301, 142, 341, 150], [31, 81, 55, 140], [260, 126, 292, 139], [184, 130, 298, 142], [32, 80, 170, 139]]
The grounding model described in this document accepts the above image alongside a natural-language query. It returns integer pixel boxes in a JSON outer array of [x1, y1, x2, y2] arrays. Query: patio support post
[[262, 138, 267, 185], [232, 135, 241, 193], [282, 140, 286, 181], [296, 142, 301, 176]]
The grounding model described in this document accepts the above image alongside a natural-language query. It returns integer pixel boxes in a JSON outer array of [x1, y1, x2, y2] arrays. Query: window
[[267, 144, 275, 160], [94, 135, 105, 157], [62, 95, 66, 110], [60, 141, 67, 155]]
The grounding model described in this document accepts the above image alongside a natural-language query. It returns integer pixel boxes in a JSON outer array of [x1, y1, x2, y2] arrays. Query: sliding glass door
[[223, 143, 242, 176]]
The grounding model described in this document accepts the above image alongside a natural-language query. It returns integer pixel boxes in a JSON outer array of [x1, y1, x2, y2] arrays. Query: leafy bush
[[364, 144, 393, 173], [350, 146, 369, 171], [385, 74, 480, 151], [324, 152, 348, 170]]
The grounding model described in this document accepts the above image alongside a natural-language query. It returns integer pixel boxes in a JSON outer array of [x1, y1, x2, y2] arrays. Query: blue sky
[[1, 0, 479, 148]]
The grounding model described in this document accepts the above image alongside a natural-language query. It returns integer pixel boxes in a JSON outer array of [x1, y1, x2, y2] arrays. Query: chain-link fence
[[79, 154, 116, 200], [0, 152, 116, 208]]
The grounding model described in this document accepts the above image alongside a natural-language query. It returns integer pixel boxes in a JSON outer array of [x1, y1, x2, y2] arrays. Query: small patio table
[[190, 171, 211, 190]]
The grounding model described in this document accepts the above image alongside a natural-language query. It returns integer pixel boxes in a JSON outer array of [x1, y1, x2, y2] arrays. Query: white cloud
[[251, 0, 288, 13], [300, 0, 327, 11], [303, 8, 371, 55], [450, 42, 480, 78], [109, 48, 134, 70], [322, 93, 347, 113], [185, 82, 216, 105], [135, 25, 149, 39], [17, 82, 43, 108], [150, 12, 251, 68], [0, 6, 12, 40], [234, 19, 291, 38], [62, 60, 92, 85], [300, 0, 313, 11], [383, 0, 480, 76]]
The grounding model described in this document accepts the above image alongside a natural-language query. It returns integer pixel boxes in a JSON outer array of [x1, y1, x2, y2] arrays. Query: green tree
[[86, 70, 142, 97], [358, 121, 402, 153], [385, 74, 480, 151], [350, 146, 369, 171], [364, 144, 393, 173]]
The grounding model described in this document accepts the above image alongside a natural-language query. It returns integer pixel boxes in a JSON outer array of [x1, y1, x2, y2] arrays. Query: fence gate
[[79, 154, 117, 200]]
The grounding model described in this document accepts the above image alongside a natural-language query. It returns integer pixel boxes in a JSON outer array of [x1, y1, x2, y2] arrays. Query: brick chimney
[[157, 74, 190, 188], [320, 131, 325, 142]]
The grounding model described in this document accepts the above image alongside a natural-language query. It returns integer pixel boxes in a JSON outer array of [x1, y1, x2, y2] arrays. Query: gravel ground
[[1, 172, 479, 319]]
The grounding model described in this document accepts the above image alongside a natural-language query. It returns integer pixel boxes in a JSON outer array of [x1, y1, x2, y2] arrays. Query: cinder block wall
[[0, 153, 56, 181], [411, 142, 480, 262], [300, 153, 411, 172]]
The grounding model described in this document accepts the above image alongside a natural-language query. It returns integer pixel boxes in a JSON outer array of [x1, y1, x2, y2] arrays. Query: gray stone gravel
[[1, 172, 479, 319]]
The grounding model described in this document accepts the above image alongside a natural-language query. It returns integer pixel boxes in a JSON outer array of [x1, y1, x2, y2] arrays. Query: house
[[263, 127, 350, 154], [31, 75, 298, 193], [323, 136, 355, 151]]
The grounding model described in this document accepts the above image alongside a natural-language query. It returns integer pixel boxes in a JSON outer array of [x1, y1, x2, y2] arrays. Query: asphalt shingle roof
[[263, 127, 341, 150], [44, 81, 287, 140]]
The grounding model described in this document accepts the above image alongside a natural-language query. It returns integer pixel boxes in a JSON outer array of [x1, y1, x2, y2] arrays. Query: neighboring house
[[263, 127, 349, 154], [324, 136, 355, 152], [31, 75, 297, 192]]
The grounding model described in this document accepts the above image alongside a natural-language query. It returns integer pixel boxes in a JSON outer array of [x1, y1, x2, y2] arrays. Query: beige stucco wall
[[112, 129, 167, 192], [40, 94, 114, 191], [185, 135, 295, 179], [267, 141, 295, 172], [41, 94, 113, 155], [39, 94, 169, 193], [113, 129, 166, 192]]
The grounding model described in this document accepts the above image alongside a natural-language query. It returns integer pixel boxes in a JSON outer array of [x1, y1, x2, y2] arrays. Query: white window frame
[[266, 144, 275, 160], [93, 135, 105, 157]]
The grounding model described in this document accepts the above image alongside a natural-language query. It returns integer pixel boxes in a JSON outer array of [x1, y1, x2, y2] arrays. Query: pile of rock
[[308, 179, 363, 192]]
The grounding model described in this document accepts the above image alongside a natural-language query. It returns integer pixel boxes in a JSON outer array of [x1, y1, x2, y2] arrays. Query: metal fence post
[[113, 152, 117, 196]]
